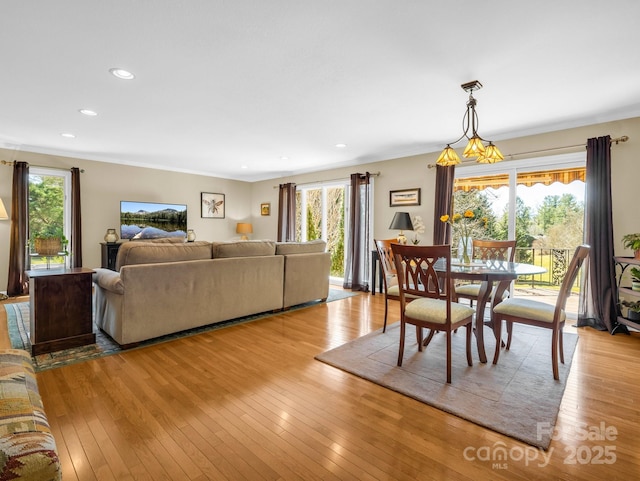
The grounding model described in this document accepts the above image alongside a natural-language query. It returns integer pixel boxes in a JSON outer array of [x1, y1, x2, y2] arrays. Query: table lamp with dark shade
[[236, 222, 253, 240], [389, 212, 413, 244]]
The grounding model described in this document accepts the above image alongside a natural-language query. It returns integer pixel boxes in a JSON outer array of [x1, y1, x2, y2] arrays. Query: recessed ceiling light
[[335, 143, 347, 148], [280, 156, 289, 161], [109, 68, 135, 80], [79, 109, 98, 116], [61, 133, 76, 138], [241, 165, 248, 169]]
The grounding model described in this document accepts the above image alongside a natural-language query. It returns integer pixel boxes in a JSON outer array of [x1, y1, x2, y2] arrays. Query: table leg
[[474, 280, 492, 363], [491, 280, 512, 349]]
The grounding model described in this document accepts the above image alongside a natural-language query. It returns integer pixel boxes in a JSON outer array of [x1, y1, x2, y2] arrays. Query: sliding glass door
[[296, 181, 347, 281], [454, 153, 586, 312]]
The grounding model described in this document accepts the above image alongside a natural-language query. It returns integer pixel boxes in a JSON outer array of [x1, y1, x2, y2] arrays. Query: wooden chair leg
[[422, 329, 436, 347], [383, 296, 389, 332], [466, 322, 473, 366], [397, 321, 406, 367], [446, 331, 452, 384], [558, 328, 565, 364], [506, 321, 513, 350], [416, 326, 423, 352], [492, 318, 503, 365], [551, 328, 559, 380]]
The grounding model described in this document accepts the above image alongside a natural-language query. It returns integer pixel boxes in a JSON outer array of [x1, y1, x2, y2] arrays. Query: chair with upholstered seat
[[391, 243, 474, 383], [492, 244, 590, 380], [455, 239, 516, 307], [375, 238, 410, 332]]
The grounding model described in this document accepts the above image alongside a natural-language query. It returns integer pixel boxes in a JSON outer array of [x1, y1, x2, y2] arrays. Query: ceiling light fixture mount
[[109, 68, 135, 80], [436, 80, 503, 166]]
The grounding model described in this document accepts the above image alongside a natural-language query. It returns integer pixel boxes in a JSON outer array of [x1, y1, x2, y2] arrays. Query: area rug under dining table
[[315, 321, 578, 450]]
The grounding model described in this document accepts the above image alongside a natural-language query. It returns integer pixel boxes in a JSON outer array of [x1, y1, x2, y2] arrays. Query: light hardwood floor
[[2, 292, 639, 480]]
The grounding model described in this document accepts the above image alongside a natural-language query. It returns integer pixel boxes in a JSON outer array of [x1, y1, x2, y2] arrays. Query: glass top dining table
[[438, 259, 547, 363]]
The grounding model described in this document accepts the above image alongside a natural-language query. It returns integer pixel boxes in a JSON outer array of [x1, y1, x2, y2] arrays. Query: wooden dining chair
[[455, 239, 516, 308], [374, 239, 400, 332], [391, 243, 474, 383], [492, 244, 590, 380], [374, 238, 412, 332]]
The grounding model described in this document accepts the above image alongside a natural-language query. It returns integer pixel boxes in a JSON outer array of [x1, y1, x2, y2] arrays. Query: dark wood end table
[[26, 267, 96, 356]]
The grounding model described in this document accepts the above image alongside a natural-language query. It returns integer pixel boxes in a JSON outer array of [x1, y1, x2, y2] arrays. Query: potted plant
[[620, 299, 640, 322], [630, 267, 640, 291], [621, 233, 640, 259], [31, 226, 66, 257]]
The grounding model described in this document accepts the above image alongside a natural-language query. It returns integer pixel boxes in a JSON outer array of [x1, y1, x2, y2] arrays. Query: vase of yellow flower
[[459, 236, 472, 264], [440, 209, 484, 263]]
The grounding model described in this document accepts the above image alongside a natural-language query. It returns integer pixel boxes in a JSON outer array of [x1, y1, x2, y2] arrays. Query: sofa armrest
[[282, 251, 331, 308], [93, 268, 124, 294]]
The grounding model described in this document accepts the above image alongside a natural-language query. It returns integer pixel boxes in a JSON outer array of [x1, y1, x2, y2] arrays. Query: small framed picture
[[390, 188, 421, 207], [261, 202, 271, 216], [201, 192, 225, 218]]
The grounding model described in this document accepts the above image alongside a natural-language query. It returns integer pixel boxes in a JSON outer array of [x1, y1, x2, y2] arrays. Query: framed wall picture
[[261, 202, 271, 216], [201, 192, 225, 218], [389, 188, 421, 207]]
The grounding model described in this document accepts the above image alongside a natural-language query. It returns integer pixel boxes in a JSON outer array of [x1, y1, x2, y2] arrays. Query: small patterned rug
[[6, 288, 357, 372]]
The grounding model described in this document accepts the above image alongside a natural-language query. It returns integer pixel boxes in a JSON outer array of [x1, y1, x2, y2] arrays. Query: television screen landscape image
[[120, 201, 187, 240]]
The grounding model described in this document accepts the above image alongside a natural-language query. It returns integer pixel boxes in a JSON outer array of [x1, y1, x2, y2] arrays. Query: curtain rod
[[0, 160, 85, 173], [273, 171, 380, 188], [426, 135, 629, 169]]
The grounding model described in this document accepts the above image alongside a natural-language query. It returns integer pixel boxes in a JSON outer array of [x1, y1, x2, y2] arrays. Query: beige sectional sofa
[[93, 239, 330, 346]]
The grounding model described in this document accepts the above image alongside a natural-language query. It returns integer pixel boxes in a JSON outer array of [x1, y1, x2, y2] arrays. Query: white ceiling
[[1, 0, 640, 182]]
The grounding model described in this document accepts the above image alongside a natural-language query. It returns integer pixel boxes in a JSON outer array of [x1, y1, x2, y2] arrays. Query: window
[[296, 181, 347, 280], [454, 152, 586, 304], [28, 168, 71, 269], [454, 153, 585, 248]]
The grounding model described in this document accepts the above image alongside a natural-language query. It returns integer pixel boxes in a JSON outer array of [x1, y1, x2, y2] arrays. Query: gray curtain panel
[[7, 161, 29, 296], [578, 135, 617, 332], [71, 167, 83, 267], [433, 164, 455, 245], [277, 183, 296, 242], [343, 173, 371, 291]]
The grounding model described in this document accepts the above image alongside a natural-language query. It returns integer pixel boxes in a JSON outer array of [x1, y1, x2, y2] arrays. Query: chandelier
[[436, 80, 504, 166]]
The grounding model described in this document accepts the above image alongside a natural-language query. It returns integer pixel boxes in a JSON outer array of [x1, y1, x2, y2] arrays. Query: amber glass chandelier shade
[[476, 143, 504, 164], [462, 136, 486, 158], [435, 145, 461, 166]]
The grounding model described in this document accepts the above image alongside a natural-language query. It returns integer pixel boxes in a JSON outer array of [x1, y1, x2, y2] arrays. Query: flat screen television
[[120, 201, 187, 240]]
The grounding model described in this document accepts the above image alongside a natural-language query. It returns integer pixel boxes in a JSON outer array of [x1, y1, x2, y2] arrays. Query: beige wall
[[1, 116, 638, 292], [0, 151, 252, 291], [251, 116, 640, 254]]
